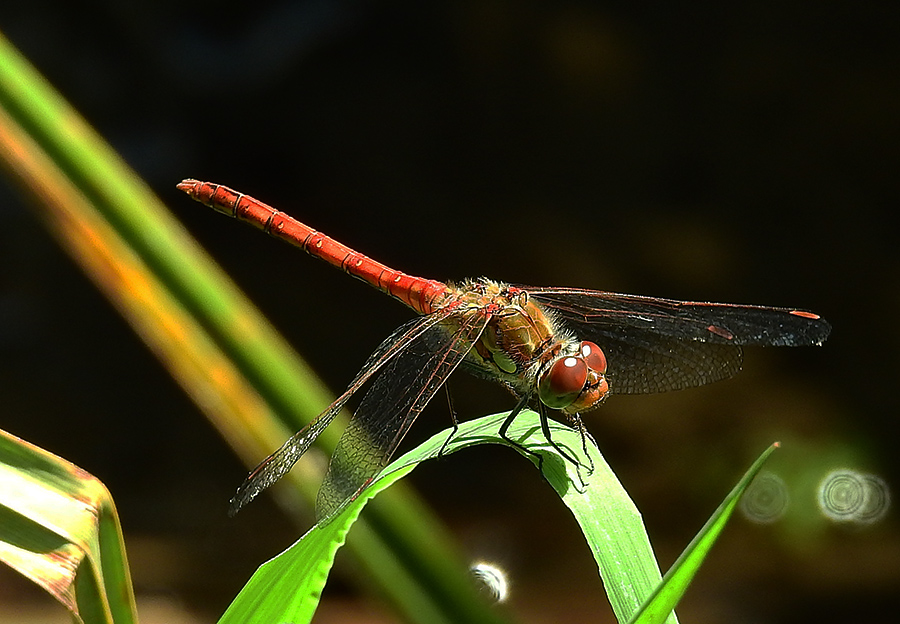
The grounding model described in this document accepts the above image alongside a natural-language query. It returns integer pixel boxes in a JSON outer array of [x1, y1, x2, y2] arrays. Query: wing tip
[[803, 317, 832, 347], [788, 310, 831, 346], [227, 488, 253, 517]]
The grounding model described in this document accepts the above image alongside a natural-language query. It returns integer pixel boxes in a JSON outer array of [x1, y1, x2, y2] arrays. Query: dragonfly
[[178, 179, 831, 522]]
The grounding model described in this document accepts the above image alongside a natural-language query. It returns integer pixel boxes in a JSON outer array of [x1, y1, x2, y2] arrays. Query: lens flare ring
[[817, 469, 891, 525], [740, 471, 790, 524]]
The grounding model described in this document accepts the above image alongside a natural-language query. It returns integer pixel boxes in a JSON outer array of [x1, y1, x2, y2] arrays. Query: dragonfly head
[[537, 341, 609, 414]]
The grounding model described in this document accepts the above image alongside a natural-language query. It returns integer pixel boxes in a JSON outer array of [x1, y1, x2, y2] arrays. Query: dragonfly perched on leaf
[[179, 179, 831, 523]]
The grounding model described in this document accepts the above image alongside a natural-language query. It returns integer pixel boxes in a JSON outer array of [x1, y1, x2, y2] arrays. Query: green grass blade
[[628, 443, 780, 624], [0, 428, 137, 624]]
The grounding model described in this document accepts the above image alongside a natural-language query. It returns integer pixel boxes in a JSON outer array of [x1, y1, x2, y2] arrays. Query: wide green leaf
[[0, 428, 137, 624], [221, 410, 678, 624]]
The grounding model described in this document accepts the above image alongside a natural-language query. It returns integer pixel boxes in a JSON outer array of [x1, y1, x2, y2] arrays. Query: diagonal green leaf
[[628, 443, 780, 624], [0, 428, 137, 624]]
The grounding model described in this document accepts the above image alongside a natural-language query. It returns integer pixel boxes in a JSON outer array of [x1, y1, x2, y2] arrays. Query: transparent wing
[[526, 287, 831, 395], [227, 308, 456, 516], [315, 309, 491, 522]]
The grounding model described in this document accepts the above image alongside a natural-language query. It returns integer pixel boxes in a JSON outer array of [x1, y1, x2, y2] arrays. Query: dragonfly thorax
[[448, 279, 610, 414]]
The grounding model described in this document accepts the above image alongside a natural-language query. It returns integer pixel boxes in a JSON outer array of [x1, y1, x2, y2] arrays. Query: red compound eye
[[579, 341, 607, 373], [539, 355, 588, 409]]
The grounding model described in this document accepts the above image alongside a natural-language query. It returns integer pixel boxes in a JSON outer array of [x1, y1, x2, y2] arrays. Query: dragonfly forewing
[[527, 287, 830, 395], [315, 310, 492, 522], [527, 287, 831, 346], [228, 310, 458, 516], [228, 403, 343, 516]]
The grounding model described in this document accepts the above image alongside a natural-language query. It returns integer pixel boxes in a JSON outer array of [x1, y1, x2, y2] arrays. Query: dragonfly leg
[[437, 386, 460, 458], [537, 403, 592, 479], [498, 394, 546, 473], [567, 413, 596, 478], [498, 399, 591, 489]]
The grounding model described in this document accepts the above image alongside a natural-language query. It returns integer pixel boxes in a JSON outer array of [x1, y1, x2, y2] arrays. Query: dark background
[[1, 1, 897, 622]]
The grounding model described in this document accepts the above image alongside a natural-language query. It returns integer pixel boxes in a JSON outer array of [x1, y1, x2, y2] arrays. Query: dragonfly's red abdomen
[[178, 179, 449, 314]]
